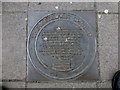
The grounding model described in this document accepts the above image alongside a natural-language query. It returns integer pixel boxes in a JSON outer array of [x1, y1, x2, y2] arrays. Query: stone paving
[[1, 2, 119, 88]]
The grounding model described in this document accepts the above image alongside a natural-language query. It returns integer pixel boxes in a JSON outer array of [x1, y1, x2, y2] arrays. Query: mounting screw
[[56, 27, 61, 30], [44, 37, 47, 41], [104, 9, 109, 14], [55, 6, 59, 9]]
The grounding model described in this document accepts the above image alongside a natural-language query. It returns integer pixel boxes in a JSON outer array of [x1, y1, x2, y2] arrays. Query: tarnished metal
[[27, 12, 97, 81]]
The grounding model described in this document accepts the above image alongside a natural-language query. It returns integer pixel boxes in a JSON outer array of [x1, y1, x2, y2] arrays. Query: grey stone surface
[[27, 83, 59, 88], [2, 12, 27, 80], [0, 1, 1, 14], [1, 1, 119, 88], [0, 15, 2, 81], [28, 2, 95, 11], [119, 2, 120, 69], [96, 2, 118, 13], [3, 0, 89, 1], [2, 82, 25, 88], [0, 1, 2, 81], [27, 82, 96, 88], [54, 83, 73, 88], [0, 82, 2, 86], [98, 14, 118, 80], [1, 0, 26, 1], [2, 2, 28, 12], [97, 81, 112, 88], [72, 82, 97, 88]]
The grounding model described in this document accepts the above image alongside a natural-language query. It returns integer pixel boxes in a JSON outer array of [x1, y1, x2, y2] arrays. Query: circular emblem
[[28, 12, 96, 81]]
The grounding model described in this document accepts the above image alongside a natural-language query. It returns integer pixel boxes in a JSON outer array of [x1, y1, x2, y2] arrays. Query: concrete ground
[[1, 2, 119, 88]]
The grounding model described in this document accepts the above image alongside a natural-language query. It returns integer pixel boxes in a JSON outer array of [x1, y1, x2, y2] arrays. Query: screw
[[56, 27, 61, 30], [104, 9, 109, 14], [55, 6, 59, 9], [44, 37, 47, 41]]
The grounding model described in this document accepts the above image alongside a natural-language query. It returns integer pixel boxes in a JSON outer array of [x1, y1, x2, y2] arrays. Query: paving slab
[[2, 12, 27, 80], [98, 14, 118, 80], [72, 82, 97, 88], [96, 2, 118, 13], [0, 1, 1, 14], [27, 82, 96, 88], [0, 1, 2, 81], [2, 82, 25, 88], [54, 83, 73, 88], [28, 0, 95, 2], [1, 0, 27, 1], [2, 2, 28, 12], [0, 82, 2, 87], [97, 81, 112, 88], [28, 2, 95, 11], [27, 82, 59, 88], [119, 2, 120, 69], [1, 2, 119, 88], [0, 14, 2, 81]]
